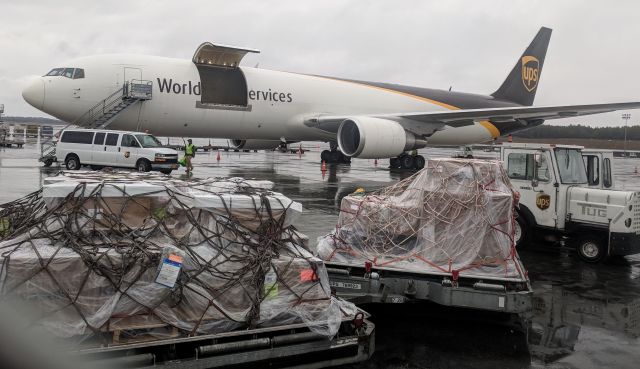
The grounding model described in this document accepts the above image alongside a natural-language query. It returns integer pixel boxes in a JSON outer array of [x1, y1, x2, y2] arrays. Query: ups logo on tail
[[521, 56, 539, 92]]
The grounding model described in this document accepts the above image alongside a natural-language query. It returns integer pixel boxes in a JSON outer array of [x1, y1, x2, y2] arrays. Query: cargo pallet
[[74, 311, 375, 368], [326, 262, 533, 315]]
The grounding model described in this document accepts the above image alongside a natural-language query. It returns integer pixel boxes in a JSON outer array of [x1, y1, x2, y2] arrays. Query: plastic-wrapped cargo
[[0, 171, 355, 345], [317, 158, 527, 281]]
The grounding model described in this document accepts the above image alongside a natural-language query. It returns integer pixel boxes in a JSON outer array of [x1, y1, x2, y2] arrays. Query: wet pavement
[[1, 141, 639, 369]]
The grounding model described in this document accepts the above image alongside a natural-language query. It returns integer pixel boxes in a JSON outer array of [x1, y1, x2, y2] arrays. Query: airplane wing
[[305, 102, 640, 135]]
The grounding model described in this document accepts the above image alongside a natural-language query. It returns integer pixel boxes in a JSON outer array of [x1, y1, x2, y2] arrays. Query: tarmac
[[1, 141, 639, 369]]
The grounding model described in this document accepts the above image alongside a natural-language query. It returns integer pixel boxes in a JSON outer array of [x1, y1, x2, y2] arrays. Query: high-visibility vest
[[186, 144, 195, 155]]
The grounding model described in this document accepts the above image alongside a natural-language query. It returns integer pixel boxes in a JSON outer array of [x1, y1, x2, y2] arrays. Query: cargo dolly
[[73, 310, 374, 368], [326, 262, 532, 315]]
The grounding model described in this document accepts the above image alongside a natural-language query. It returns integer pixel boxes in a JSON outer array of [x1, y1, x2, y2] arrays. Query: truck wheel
[[65, 155, 81, 170], [43, 158, 54, 167], [136, 159, 151, 172], [574, 236, 607, 263], [514, 215, 530, 248]]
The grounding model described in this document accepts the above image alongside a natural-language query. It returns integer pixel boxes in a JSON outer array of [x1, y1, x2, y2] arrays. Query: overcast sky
[[1, 0, 639, 126]]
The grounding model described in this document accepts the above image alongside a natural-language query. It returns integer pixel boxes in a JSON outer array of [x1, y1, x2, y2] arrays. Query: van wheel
[[136, 159, 151, 172], [574, 235, 607, 263], [43, 158, 54, 167], [514, 215, 530, 248], [65, 155, 81, 170]]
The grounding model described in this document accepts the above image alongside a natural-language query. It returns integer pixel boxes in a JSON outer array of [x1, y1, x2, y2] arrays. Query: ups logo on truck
[[536, 193, 551, 210], [521, 56, 540, 92]]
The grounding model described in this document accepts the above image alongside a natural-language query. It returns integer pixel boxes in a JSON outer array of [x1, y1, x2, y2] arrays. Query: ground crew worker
[[185, 139, 196, 173]]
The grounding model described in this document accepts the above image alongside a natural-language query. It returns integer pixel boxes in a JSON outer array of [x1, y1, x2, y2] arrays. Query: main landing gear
[[321, 143, 352, 164], [389, 153, 426, 170]]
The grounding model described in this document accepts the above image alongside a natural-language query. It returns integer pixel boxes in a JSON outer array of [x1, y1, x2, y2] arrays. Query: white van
[[56, 129, 179, 174]]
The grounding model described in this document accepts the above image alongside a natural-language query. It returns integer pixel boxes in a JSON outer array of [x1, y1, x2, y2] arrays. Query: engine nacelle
[[337, 117, 427, 159], [230, 139, 282, 151]]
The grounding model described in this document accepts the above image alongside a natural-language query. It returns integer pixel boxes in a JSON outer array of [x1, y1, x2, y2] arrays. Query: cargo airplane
[[22, 27, 640, 169]]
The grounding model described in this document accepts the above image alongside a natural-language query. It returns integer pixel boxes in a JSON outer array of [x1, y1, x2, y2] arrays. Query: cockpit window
[[73, 68, 85, 79], [45, 68, 64, 76], [44, 67, 85, 79]]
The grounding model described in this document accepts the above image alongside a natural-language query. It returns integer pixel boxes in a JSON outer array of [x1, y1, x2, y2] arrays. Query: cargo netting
[[317, 159, 527, 282], [0, 171, 356, 345]]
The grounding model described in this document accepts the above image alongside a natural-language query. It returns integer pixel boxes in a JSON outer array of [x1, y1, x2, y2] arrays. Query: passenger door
[[505, 149, 557, 228], [91, 131, 106, 165], [117, 134, 140, 168], [103, 133, 121, 167]]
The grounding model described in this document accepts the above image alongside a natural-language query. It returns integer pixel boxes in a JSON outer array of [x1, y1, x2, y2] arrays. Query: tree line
[[514, 124, 640, 140]]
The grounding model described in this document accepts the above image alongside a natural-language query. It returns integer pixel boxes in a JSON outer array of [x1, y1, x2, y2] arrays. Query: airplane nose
[[22, 78, 45, 110]]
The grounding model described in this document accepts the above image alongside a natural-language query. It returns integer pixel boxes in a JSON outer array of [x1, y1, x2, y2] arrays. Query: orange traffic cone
[[216, 151, 221, 162], [321, 160, 327, 172]]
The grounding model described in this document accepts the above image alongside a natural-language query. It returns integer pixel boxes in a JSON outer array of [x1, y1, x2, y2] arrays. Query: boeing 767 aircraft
[[22, 27, 640, 169]]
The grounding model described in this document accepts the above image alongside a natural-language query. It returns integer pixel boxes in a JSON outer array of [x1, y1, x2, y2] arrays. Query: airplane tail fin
[[491, 27, 552, 106]]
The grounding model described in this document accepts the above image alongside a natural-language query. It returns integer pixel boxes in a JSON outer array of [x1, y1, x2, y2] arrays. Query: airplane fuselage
[[28, 54, 516, 145]]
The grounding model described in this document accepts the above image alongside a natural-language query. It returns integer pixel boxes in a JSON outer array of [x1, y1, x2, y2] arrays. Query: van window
[[93, 132, 105, 145], [603, 158, 612, 188], [60, 131, 94, 144], [135, 134, 162, 148], [105, 133, 119, 146], [121, 134, 139, 147]]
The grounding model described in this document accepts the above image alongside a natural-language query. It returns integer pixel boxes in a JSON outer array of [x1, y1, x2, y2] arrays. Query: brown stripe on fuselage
[[309, 74, 525, 139]]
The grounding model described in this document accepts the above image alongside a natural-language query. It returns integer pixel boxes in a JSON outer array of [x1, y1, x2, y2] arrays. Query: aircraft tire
[[389, 157, 400, 169], [320, 150, 331, 163], [414, 155, 425, 170], [340, 153, 352, 164], [400, 155, 414, 169], [329, 151, 342, 163]]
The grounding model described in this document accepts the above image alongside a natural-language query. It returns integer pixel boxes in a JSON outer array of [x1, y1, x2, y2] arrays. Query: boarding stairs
[[39, 80, 153, 166]]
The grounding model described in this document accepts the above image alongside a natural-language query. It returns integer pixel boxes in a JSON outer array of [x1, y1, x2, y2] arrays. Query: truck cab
[[500, 143, 640, 262]]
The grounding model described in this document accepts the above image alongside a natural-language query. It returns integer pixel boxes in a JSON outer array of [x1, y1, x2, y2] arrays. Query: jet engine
[[337, 117, 427, 159], [229, 139, 282, 151]]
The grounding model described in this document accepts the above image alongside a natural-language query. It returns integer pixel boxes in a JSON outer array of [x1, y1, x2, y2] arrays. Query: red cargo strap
[[452, 269, 460, 282]]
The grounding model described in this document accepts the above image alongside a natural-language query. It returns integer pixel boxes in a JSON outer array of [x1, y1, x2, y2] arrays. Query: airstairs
[[39, 80, 152, 166]]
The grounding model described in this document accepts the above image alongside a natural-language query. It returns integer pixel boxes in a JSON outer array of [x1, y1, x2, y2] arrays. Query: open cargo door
[[192, 42, 259, 109]]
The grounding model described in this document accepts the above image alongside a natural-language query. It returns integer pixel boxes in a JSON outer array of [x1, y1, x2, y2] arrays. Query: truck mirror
[[531, 178, 539, 188], [534, 153, 542, 167]]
